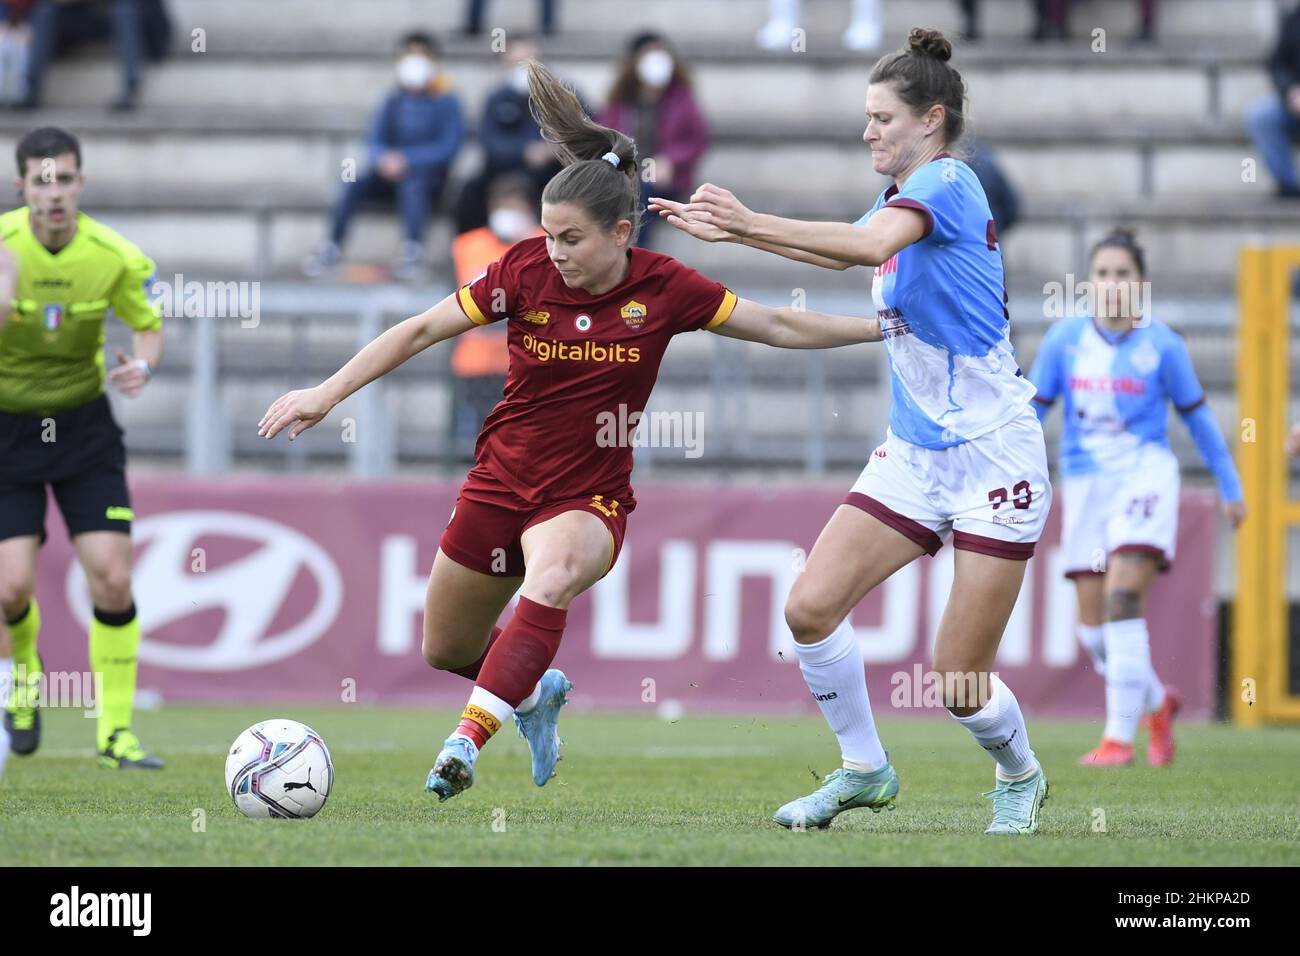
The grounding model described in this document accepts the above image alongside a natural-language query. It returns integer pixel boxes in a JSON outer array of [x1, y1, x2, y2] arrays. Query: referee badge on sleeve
[[43, 304, 63, 330]]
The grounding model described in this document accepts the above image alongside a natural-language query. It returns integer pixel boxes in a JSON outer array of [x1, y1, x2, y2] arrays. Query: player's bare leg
[[420, 546, 521, 676], [935, 550, 1047, 834], [426, 511, 607, 802], [0, 535, 40, 757], [773, 505, 922, 828], [73, 530, 160, 768]]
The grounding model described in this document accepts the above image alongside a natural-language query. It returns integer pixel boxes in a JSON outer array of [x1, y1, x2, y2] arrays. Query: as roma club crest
[[43, 304, 63, 331], [620, 299, 647, 329]]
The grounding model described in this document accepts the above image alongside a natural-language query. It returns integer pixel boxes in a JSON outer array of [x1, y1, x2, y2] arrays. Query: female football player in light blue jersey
[[653, 27, 1052, 834], [1028, 229, 1245, 768]]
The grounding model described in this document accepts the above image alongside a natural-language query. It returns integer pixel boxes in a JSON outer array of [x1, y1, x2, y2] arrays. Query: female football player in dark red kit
[[258, 61, 882, 804]]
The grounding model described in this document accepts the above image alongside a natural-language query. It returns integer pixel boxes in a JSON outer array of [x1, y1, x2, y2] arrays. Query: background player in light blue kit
[[1029, 229, 1246, 768]]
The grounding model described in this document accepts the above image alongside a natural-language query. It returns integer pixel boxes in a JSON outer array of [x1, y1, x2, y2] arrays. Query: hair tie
[[601, 151, 621, 167]]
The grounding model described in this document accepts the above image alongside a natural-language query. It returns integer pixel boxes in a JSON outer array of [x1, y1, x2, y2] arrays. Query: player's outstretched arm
[[647, 197, 854, 271], [669, 183, 927, 267], [258, 293, 475, 441], [712, 296, 881, 349]]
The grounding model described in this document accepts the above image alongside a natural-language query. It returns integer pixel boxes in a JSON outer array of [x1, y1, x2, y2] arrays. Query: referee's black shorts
[[0, 394, 133, 545]]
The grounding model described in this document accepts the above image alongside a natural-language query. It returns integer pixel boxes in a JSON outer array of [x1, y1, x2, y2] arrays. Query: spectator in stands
[[957, 0, 979, 40], [18, 0, 170, 111], [597, 32, 709, 249], [1029, 1, 1157, 43], [448, 173, 541, 455], [0, 1, 35, 105], [757, 0, 882, 51], [306, 31, 465, 281], [1247, 3, 1300, 199], [464, 0, 555, 37], [966, 138, 1020, 237], [1288, 421, 1300, 456], [454, 33, 560, 235]]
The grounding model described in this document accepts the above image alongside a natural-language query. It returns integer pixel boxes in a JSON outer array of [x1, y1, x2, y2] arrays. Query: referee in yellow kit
[[0, 127, 165, 769]]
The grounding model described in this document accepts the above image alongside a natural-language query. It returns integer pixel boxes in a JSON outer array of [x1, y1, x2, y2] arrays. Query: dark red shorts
[[439, 463, 630, 578]]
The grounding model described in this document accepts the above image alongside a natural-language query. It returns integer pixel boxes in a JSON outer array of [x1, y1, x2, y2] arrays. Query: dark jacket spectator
[[1246, 5, 1300, 197], [453, 33, 564, 235], [966, 139, 1021, 238], [367, 80, 464, 174], [306, 31, 466, 280]]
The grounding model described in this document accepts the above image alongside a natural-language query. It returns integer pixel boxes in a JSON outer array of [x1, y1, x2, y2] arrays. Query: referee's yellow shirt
[[0, 207, 163, 415]]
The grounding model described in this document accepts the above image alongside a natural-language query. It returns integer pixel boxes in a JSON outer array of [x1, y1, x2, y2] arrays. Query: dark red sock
[[448, 627, 502, 681], [474, 596, 567, 708]]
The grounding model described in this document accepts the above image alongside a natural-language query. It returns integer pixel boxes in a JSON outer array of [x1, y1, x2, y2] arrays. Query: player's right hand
[[258, 386, 333, 441], [647, 197, 733, 243]]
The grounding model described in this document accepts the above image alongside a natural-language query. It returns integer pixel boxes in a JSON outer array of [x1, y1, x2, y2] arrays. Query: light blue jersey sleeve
[[886, 158, 965, 244], [1027, 320, 1069, 424], [1160, 331, 1244, 503]]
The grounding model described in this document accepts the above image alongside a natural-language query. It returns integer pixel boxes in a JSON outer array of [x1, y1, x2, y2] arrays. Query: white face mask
[[636, 49, 674, 89], [509, 64, 530, 94], [397, 54, 435, 91], [489, 208, 535, 243]]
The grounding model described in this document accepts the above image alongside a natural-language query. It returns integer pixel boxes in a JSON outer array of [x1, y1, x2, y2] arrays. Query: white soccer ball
[[224, 718, 334, 820]]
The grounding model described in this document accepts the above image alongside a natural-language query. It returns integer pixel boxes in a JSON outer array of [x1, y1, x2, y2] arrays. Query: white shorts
[[1060, 444, 1180, 578], [847, 403, 1052, 559]]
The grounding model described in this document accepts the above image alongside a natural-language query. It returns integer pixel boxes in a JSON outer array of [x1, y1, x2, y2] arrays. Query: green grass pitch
[[2, 705, 1298, 866]]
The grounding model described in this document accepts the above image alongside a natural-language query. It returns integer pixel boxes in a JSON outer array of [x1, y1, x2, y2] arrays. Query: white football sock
[[951, 674, 1038, 780], [514, 682, 542, 715], [450, 686, 516, 750], [0, 659, 11, 783], [1145, 669, 1166, 713], [794, 618, 887, 771], [1077, 623, 1106, 676], [1103, 618, 1154, 743]]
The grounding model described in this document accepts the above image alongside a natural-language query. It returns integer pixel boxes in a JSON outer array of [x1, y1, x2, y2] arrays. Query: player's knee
[[1105, 588, 1143, 621], [421, 638, 457, 671], [0, 579, 35, 619], [525, 561, 585, 608], [784, 592, 837, 644], [87, 568, 133, 611]]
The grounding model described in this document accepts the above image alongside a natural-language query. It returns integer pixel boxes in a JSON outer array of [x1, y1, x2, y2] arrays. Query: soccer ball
[[224, 718, 334, 820]]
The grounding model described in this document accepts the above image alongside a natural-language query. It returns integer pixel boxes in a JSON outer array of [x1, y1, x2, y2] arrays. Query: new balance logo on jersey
[[813, 691, 838, 702], [874, 448, 887, 458]]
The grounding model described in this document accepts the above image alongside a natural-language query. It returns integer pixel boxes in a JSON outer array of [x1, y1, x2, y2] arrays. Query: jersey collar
[[1090, 315, 1139, 344], [883, 151, 955, 201]]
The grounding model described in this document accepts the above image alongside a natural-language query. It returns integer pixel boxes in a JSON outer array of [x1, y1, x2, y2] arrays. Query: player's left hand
[[108, 349, 150, 397], [682, 183, 755, 237], [1223, 500, 1247, 529]]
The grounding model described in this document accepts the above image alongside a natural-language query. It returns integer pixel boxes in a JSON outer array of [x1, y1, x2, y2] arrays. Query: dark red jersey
[[454, 235, 736, 510]]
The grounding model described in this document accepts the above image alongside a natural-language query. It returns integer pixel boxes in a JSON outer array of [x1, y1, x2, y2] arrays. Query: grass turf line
[[1, 706, 1297, 866]]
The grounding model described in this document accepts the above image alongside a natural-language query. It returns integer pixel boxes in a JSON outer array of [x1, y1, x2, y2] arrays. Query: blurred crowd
[[1, 0, 171, 110]]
